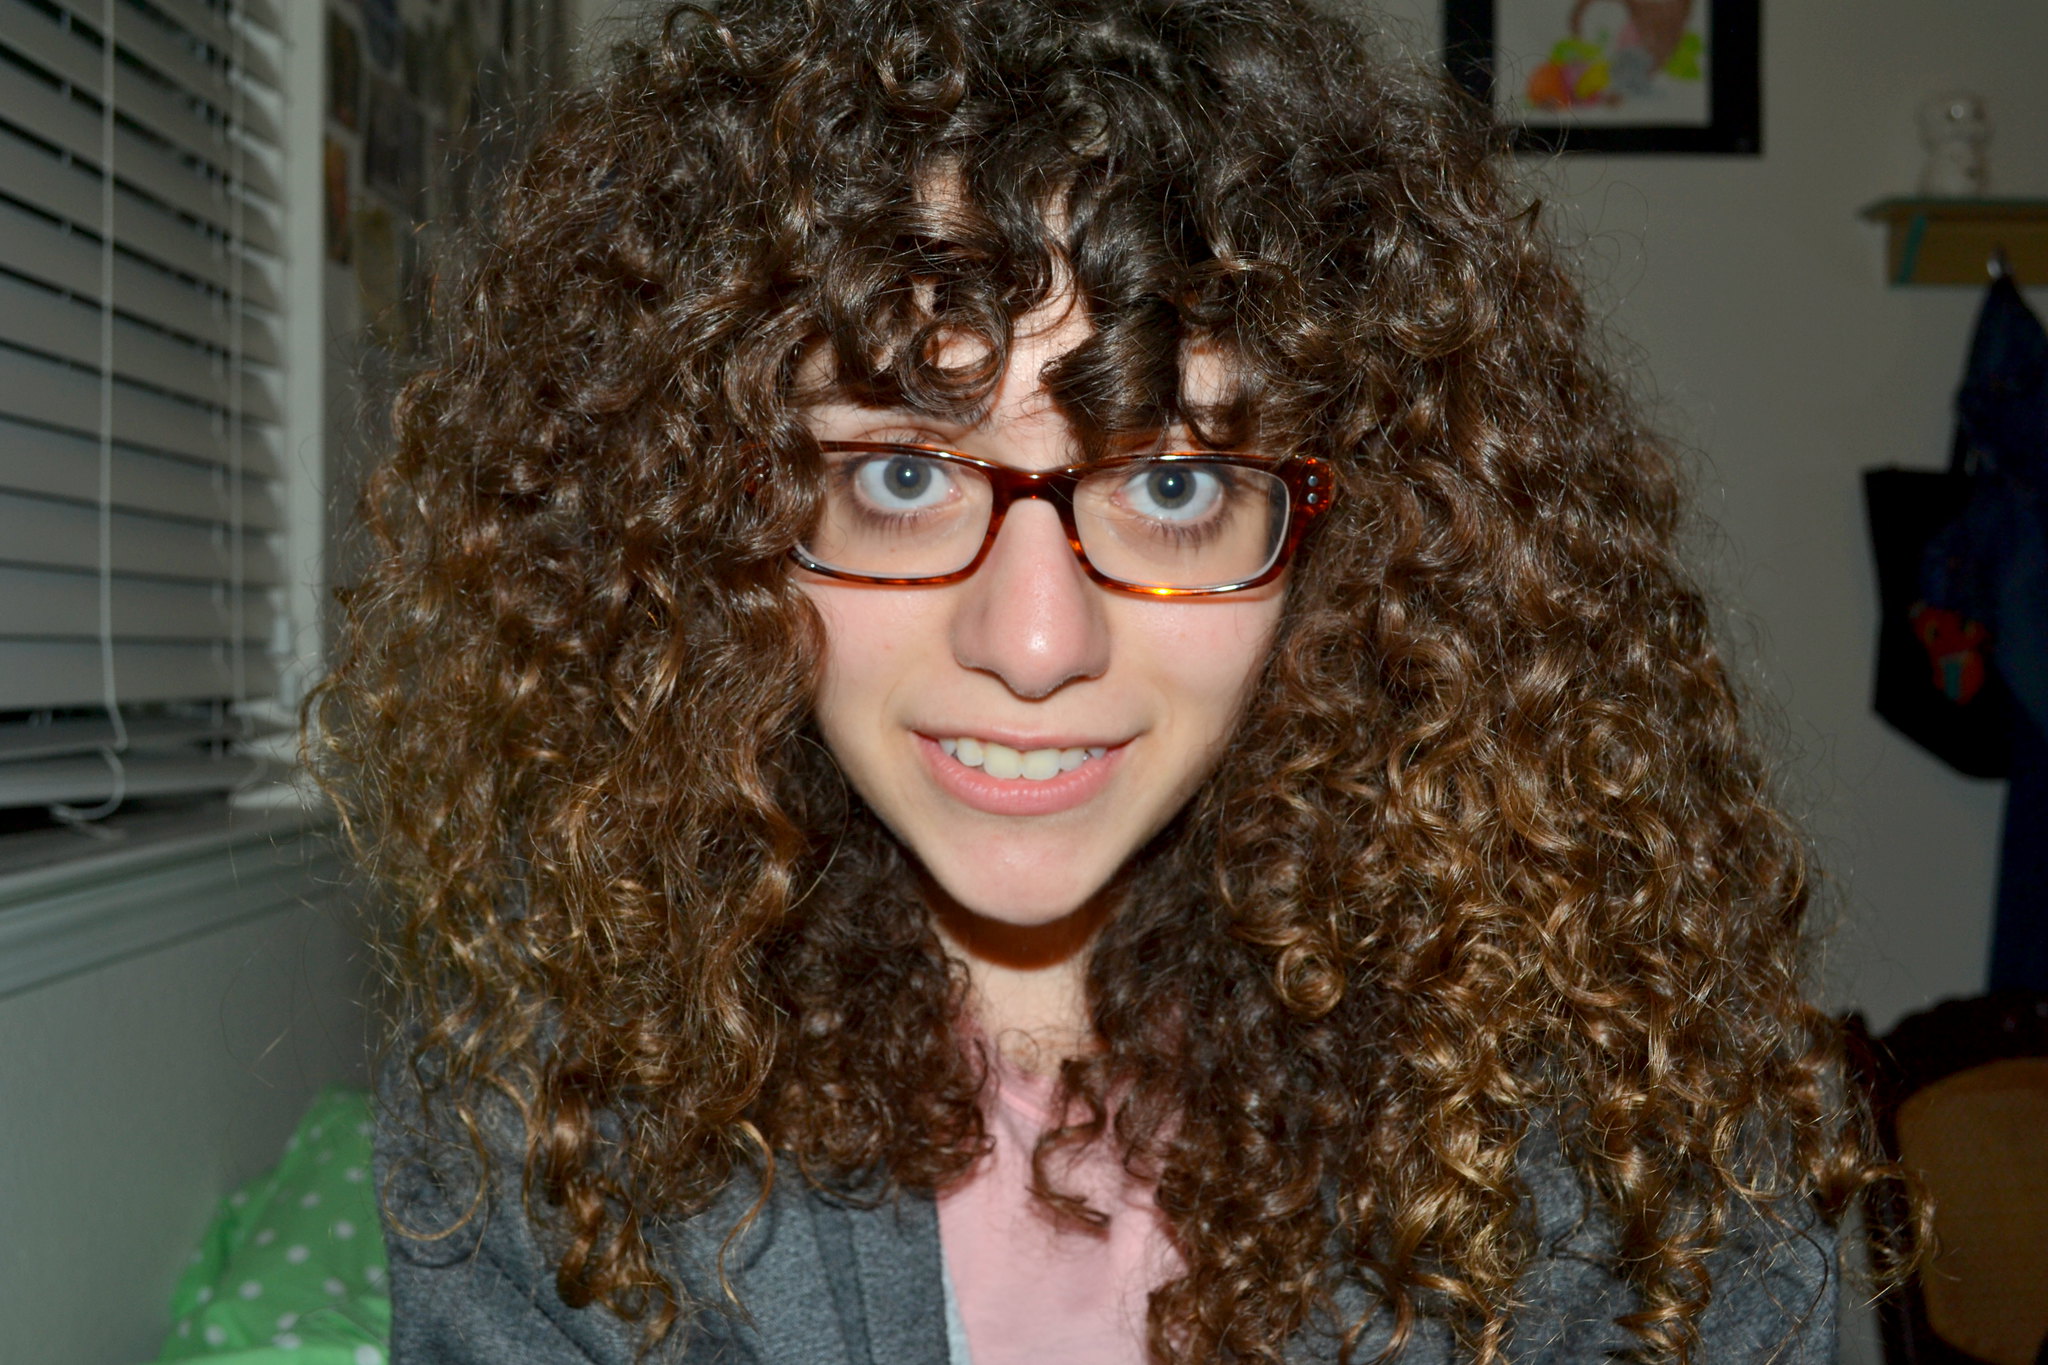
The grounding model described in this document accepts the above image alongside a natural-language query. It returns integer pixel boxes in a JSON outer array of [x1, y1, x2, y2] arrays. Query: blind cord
[[53, 0, 130, 827], [226, 0, 266, 802], [228, 0, 246, 724]]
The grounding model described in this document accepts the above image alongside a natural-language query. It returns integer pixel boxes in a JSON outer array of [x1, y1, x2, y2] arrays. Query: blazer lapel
[[841, 1188, 951, 1365], [695, 1172, 856, 1365]]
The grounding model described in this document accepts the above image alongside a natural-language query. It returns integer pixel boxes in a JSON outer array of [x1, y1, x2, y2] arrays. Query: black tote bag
[[1864, 434, 2013, 778]]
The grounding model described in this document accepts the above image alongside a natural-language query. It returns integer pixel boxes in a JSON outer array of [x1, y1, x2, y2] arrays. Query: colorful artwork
[[324, 137, 352, 264], [1519, 1, 1704, 120], [1443, 0, 1757, 153], [334, 0, 568, 355], [362, 0, 401, 72], [327, 9, 362, 130], [352, 204, 404, 349], [1912, 604, 1992, 705], [444, 0, 481, 131], [363, 80, 425, 215]]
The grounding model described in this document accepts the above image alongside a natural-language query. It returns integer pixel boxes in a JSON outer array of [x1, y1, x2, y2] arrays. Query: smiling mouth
[[936, 736, 1111, 782]]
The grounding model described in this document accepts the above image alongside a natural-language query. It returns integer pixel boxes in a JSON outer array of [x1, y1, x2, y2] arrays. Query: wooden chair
[[1849, 993, 2048, 1365]]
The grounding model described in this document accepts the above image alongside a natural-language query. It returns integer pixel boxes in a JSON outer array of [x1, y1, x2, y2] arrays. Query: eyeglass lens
[[803, 448, 1290, 591]]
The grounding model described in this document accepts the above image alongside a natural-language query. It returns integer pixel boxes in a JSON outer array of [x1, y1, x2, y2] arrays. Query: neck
[[925, 877, 1115, 1075]]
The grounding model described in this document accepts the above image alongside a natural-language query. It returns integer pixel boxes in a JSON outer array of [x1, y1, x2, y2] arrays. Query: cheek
[[796, 583, 928, 735], [804, 580, 894, 663], [796, 586, 862, 734], [1145, 596, 1285, 716]]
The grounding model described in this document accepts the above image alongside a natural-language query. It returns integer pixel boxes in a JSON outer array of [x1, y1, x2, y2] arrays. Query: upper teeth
[[939, 737, 1108, 781]]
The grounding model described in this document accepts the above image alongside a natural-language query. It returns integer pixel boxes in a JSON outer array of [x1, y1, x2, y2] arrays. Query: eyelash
[[1144, 515, 1227, 550], [827, 457, 958, 534], [822, 440, 1247, 547]]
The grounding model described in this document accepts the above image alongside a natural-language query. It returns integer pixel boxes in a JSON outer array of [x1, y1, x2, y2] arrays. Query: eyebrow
[[806, 398, 1219, 462]]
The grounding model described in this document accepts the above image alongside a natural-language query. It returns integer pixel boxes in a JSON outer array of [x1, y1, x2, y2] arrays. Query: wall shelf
[[1862, 198, 2048, 286]]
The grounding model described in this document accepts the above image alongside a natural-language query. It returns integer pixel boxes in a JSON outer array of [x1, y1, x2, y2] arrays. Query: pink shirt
[[937, 1057, 1181, 1365]]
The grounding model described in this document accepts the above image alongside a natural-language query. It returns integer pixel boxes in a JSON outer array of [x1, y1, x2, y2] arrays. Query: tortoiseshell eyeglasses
[[792, 442, 1334, 597]]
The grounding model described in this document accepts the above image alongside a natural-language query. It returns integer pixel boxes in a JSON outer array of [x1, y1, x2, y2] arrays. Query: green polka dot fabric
[[155, 1088, 391, 1365]]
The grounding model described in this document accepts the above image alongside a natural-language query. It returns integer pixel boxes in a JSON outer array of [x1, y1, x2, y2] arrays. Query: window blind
[[0, 0, 286, 817]]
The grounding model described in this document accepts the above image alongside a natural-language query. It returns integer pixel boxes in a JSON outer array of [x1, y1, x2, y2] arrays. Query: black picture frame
[[1443, 0, 1761, 155]]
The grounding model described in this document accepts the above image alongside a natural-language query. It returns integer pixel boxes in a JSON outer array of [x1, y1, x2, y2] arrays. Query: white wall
[[0, 891, 373, 1365]]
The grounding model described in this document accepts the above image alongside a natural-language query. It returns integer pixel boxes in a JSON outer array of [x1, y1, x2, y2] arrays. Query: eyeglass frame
[[789, 440, 1336, 598]]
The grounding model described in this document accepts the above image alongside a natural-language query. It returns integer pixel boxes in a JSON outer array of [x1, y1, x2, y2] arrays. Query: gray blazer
[[376, 1094, 1838, 1364]]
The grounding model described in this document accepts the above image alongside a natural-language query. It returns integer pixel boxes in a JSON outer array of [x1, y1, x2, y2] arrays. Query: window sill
[[0, 803, 344, 1000]]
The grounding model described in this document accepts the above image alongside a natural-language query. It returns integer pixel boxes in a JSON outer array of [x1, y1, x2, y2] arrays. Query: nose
[[949, 498, 1111, 699]]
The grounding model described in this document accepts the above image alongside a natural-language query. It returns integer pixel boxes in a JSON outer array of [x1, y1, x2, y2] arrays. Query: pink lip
[[916, 734, 1125, 816]]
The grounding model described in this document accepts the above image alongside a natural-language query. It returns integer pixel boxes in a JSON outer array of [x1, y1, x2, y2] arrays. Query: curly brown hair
[[316, 0, 1901, 1358]]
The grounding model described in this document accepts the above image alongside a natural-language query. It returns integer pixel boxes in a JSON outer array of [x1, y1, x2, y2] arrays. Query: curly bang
[[318, 0, 1893, 1358]]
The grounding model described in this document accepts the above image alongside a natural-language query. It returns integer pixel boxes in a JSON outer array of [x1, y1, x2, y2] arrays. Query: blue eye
[[1120, 463, 1225, 521], [853, 455, 954, 511]]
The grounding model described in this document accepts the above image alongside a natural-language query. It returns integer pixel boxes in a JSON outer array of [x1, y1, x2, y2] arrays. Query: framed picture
[[327, 9, 361, 131], [1443, 0, 1760, 155], [363, 80, 425, 216]]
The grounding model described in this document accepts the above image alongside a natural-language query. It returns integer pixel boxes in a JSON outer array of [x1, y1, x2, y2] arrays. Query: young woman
[[321, 0, 1895, 1359]]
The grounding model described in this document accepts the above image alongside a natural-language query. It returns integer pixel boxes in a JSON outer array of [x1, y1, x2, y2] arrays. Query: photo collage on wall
[[324, 0, 567, 352]]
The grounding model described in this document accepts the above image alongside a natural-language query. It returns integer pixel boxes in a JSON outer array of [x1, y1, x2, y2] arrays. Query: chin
[[922, 849, 1114, 928]]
